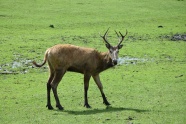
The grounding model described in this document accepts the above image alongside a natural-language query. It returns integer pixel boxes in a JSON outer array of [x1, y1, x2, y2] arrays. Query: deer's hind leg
[[51, 69, 66, 110], [84, 73, 91, 108], [46, 65, 55, 110]]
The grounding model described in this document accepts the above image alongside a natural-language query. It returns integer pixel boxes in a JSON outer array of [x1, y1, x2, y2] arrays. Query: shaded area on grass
[[54, 106, 150, 115]]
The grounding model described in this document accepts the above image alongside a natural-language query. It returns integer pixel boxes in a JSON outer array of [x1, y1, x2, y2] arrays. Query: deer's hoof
[[103, 101, 111, 106], [46, 104, 54, 110], [84, 103, 91, 108], [56, 105, 64, 110]]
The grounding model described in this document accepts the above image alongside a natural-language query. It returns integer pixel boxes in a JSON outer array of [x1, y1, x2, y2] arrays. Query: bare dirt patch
[[159, 33, 186, 41]]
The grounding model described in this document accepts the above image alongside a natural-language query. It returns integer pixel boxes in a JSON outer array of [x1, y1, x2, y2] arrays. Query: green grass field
[[0, 0, 186, 123]]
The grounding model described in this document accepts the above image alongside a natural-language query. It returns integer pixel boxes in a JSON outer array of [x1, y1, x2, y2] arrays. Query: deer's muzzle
[[112, 59, 118, 65]]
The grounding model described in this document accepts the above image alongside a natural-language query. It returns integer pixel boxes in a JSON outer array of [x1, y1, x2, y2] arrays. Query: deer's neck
[[97, 52, 114, 73]]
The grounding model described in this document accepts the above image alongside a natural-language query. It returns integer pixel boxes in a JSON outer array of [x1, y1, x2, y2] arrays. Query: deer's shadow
[[55, 106, 150, 115]]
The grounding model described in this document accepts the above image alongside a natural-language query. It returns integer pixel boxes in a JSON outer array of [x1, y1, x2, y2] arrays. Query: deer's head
[[100, 28, 128, 65]]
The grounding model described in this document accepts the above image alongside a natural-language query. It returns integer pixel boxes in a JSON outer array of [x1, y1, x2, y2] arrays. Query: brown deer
[[32, 28, 127, 110]]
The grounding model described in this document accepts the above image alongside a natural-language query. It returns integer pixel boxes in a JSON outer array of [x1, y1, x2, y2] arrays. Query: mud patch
[[127, 34, 152, 42], [171, 34, 186, 41], [159, 33, 186, 41]]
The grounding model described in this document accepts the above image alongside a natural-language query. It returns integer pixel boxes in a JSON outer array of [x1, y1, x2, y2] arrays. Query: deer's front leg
[[84, 73, 91, 108], [92, 74, 111, 106]]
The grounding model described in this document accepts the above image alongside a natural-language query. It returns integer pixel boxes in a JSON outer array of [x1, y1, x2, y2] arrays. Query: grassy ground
[[0, 0, 186, 123]]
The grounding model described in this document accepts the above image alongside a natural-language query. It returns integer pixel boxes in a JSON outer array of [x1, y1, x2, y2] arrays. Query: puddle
[[118, 56, 152, 65], [12, 60, 32, 68], [0, 59, 33, 74], [12, 61, 22, 68]]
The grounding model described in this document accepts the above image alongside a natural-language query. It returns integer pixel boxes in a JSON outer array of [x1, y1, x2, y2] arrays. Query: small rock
[[128, 116, 133, 120], [175, 74, 183, 78], [158, 25, 163, 28], [49, 24, 54, 28]]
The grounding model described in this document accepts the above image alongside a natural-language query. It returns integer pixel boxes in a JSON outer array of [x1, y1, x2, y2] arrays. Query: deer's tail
[[32, 50, 48, 67]]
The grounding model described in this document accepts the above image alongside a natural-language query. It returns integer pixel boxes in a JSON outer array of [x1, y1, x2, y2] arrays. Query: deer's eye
[[109, 50, 113, 53]]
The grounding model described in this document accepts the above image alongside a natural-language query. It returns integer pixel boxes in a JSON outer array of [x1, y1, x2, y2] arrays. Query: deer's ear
[[105, 44, 111, 49], [118, 44, 123, 49]]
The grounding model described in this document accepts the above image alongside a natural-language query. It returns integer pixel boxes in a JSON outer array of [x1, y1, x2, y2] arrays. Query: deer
[[32, 28, 127, 110]]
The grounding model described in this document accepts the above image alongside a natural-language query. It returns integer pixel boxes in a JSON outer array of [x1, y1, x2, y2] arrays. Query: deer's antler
[[100, 27, 111, 46], [115, 29, 128, 46]]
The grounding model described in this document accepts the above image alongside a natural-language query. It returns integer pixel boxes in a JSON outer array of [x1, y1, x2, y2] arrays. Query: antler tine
[[100, 27, 110, 45], [118, 29, 128, 46], [119, 29, 128, 37], [115, 30, 121, 43], [115, 30, 120, 38]]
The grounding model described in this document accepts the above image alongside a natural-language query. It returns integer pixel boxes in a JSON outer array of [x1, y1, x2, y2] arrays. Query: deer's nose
[[113, 60, 118, 65]]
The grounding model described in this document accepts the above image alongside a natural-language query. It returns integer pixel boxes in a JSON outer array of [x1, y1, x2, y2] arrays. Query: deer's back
[[47, 44, 100, 73]]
